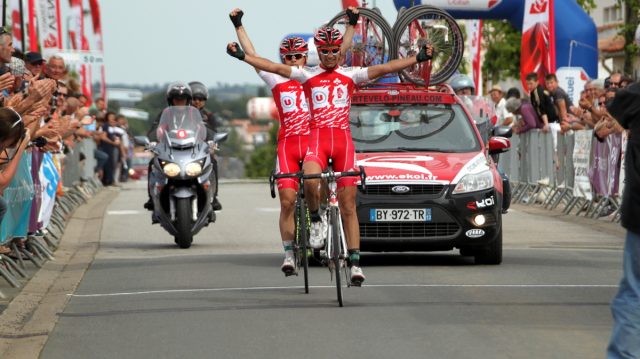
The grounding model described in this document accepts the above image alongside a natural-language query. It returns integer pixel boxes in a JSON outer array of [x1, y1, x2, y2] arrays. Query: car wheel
[[474, 227, 503, 265]]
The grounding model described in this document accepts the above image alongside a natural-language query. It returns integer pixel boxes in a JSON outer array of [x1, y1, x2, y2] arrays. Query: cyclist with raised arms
[[229, 8, 354, 275], [227, 8, 433, 285]]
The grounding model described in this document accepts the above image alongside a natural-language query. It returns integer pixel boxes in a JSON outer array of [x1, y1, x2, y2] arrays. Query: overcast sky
[[100, 0, 398, 87]]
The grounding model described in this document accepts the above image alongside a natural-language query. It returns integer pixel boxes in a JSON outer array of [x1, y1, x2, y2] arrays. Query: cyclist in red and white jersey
[[229, 8, 353, 275], [227, 8, 433, 284]]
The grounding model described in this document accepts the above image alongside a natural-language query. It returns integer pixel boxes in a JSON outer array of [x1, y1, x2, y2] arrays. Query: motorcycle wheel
[[174, 197, 194, 248]]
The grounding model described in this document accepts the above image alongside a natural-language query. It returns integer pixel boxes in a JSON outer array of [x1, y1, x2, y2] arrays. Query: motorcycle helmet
[[449, 74, 476, 95], [188, 81, 209, 101], [166, 82, 192, 106]]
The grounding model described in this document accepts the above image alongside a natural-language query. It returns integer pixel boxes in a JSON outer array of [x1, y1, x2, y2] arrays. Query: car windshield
[[156, 106, 206, 147], [349, 104, 480, 153]]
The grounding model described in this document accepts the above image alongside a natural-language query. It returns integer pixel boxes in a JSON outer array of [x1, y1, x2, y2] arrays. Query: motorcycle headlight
[[162, 162, 181, 177], [185, 162, 203, 177], [452, 170, 494, 194]]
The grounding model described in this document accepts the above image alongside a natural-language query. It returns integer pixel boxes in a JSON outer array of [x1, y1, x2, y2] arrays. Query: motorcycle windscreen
[[156, 106, 207, 148]]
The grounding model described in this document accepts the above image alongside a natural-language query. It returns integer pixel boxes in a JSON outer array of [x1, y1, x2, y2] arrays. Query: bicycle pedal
[[284, 271, 298, 277], [350, 280, 363, 287]]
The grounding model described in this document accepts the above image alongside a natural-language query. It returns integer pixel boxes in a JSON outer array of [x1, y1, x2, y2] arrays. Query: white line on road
[[68, 284, 618, 298], [255, 208, 281, 212], [107, 210, 141, 215]]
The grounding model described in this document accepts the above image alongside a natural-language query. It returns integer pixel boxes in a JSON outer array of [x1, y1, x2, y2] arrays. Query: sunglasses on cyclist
[[283, 53, 305, 61], [319, 48, 340, 55]]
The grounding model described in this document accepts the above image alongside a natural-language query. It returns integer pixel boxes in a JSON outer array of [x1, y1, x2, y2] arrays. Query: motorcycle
[[135, 106, 227, 248]]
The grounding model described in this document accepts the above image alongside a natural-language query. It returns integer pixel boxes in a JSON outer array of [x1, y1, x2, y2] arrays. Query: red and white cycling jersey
[[290, 66, 370, 130], [258, 71, 310, 140]]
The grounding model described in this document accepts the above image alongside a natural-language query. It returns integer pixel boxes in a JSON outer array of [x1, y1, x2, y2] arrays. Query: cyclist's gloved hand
[[226, 42, 246, 61], [229, 9, 244, 28], [417, 44, 434, 63], [346, 7, 359, 26]]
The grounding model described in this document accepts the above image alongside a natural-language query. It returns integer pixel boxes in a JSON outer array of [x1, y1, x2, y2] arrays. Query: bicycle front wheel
[[329, 206, 344, 307], [298, 201, 309, 294]]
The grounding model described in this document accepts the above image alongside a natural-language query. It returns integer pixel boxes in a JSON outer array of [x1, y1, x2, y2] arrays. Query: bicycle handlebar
[[268, 166, 367, 199]]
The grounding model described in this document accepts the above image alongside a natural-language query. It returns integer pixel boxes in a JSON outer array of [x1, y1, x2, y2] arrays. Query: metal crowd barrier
[[506, 129, 623, 223], [0, 141, 103, 293]]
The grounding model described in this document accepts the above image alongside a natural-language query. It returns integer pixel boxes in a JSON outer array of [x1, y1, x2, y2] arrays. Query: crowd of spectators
[[0, 30, 132, 255]]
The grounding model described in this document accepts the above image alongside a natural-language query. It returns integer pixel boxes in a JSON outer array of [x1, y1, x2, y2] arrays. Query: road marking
[[255, 208, 280, 213], [107, 210, 141, 215], [68, 284, 618, 298]]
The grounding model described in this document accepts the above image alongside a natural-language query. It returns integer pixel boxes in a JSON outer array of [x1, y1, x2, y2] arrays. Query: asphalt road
[[37, 181, 623, 359]]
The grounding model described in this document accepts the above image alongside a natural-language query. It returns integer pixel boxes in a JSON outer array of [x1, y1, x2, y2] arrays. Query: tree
[[244, 123, 279, 178], [481, 20, 521, 84], [618, 0, 640, 75]]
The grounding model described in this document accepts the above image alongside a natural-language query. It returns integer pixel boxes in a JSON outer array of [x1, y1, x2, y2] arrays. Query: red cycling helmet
[[313, 27, 343, 47], [279, 36, 309, 55]]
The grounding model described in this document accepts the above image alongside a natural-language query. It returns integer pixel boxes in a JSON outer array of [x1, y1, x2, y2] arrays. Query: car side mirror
[[133, 136, 150, 146], [492, 125, 513, 138], [488, 136, 511, 155]]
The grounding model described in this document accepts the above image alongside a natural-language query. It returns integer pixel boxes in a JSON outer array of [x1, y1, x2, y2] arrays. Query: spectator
[[45, 55, 66, 81], [24, 52, 45, 79], [116, 114, 131, 183], [545, 73, 583, 133], [605, 72, 623, 89], [0, 108, 31, 254], [525, 72, 559, 133], [97, 111, 121, 186], [488, 85, 513, 126], [605, 81, 640, 359], [506, 87, 521, 100], [505, 97, 543, 134]]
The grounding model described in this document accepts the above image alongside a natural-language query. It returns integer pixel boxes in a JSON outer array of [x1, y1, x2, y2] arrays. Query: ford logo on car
[[391, 185, 410, 194], [465, 229, 485, 238]]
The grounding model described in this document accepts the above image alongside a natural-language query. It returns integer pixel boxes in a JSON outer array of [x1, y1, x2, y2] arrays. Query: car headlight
[[452, 170, 494, 194], [185, 162, 203, 177], [128, 168, 135, 176], [162, 162, 181, 177]]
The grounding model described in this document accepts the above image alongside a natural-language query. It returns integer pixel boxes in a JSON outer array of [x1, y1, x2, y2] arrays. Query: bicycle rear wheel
[[329, 206, 344, 307], [327, 8, 394, 70], [391, 5, 463, 85]]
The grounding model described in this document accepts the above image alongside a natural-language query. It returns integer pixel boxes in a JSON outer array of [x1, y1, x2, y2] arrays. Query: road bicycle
[[271, 165, 366, 307]]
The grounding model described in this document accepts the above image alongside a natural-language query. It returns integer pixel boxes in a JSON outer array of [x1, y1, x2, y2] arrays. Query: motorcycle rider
[[144, 82, 219, 214], [189, 81, 222, 211]]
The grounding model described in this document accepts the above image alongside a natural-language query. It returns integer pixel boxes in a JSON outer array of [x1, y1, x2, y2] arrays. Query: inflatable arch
[[393, 0, 598, 82]]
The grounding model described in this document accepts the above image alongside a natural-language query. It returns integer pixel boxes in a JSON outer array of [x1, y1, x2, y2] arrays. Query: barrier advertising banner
[[589, 133, 621, 197], [521, 0, 555, 87], [38, 153, 60, 229], [0, 156, 34, 244], [572, 130, 592, 200]]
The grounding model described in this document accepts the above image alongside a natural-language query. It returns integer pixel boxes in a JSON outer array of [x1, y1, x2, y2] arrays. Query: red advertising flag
[[28, 0, 37, 51], [35, 0, 63, 52], [520, 0, 556, 87], [88, 0, 105, 100]]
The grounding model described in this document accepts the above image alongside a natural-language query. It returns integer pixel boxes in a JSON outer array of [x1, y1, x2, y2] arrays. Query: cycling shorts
[[304, 128, 357, 189], [276, 135, 309, 191]]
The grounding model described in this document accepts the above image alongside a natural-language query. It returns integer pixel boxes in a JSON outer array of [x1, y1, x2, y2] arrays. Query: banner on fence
[[0, 155, 34, 243], [38, 153, 60, 229], [588, 133, 621, 197], [572, 130, 593, 200]]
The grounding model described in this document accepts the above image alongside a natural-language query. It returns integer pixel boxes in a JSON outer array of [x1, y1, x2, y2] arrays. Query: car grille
[[360, 222, 460, 239], [360, 184, 445, 196]]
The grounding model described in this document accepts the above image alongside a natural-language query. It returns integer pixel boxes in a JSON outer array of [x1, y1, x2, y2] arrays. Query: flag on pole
[[35, 0, 63, 54], [7, 0, 23, 52], [521, 0, 556, 87], [465, 19, 483, 95]]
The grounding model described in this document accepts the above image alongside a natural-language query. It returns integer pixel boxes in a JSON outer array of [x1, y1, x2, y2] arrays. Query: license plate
[[370, 208, 432, 222]]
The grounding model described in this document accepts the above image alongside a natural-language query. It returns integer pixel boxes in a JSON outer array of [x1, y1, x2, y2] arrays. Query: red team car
[[350, 83, 511, 264]]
